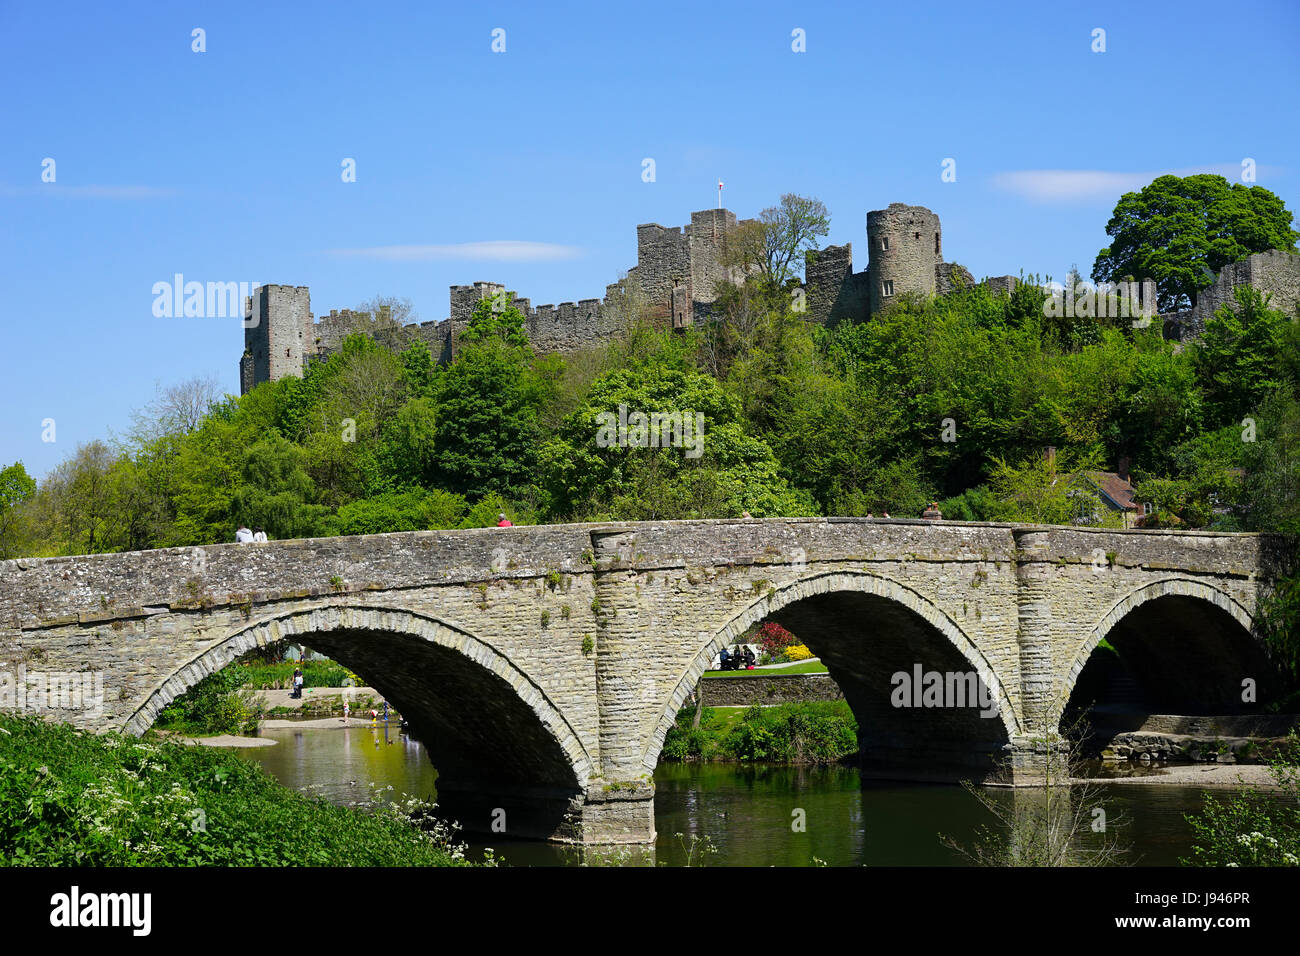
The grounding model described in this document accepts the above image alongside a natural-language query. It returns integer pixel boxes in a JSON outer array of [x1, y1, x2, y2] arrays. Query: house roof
[[1084, 471, 1139, 511]]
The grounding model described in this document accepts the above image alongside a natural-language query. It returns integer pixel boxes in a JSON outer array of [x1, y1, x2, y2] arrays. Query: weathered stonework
[[2, 519, 1289, 842], [1162, 249, 1300, 340], [699, 673, 844, 707]]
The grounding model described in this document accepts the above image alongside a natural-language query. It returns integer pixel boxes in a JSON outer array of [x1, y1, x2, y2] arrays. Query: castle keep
[[240, 203, 1300, 393]]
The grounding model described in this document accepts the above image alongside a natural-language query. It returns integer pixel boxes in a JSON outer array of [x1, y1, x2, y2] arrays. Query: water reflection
[[229, 726, 1287, 867]]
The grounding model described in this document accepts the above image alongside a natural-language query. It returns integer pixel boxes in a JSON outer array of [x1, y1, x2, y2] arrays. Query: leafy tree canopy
[[1092, 174, 1298, 312]]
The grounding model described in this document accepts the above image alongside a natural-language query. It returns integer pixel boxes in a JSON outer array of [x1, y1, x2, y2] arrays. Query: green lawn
[[701, 660, 829, 678]]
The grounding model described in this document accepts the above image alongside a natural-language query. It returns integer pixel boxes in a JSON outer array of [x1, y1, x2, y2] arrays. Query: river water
[[229, 724, 1270, 867]]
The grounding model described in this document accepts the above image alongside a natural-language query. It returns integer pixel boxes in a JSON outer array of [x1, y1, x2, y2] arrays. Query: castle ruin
[[240, 203, 1300, 394]]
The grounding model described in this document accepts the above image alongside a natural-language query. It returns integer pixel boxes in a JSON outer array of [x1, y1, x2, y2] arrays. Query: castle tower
[[240, 284, 311, 394], [625, 209, 752, 327], [688, 208, 739, 320], [867, 203, 942, 315]]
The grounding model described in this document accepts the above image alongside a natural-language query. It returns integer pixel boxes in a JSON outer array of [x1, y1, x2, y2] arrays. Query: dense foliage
[[661, 702, 858, 764], [0, 713, 474, 866], [153, 668, 257, 736], [9, 275, 1296, 548]]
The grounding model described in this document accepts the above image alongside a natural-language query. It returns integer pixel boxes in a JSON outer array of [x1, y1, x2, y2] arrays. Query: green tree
[[42, 442, 119, 554], [987, 447, 1111, 525], [230, 435, 330, 540], [540, 363, 814, 520], [401, 339, 439, 400], [1193, 286, 1289, 428], [432, 338, 542, 498], [326, 488, 467, 536], [376, 397, 440, 489], [721, 194, 831, 287], [1092, 174, 1298, 312], [459, 295, 530, 349], [1242, 390, 1300, 534], [0, 462, 36, 558], [169, 415, 258, 545]]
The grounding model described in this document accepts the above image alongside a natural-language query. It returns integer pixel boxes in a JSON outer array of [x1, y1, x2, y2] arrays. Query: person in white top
[[253, 526, 268, 543], [235, 524, 254, 544]]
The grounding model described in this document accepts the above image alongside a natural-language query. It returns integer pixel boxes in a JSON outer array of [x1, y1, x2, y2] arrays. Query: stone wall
[[981, 275, 1019, 297], [699, 672, 845, 707], [1161, 250, 1300, 341], [240, 202, 1019, 392], [1194, 250, 1300, 322], [688, 209, 745, 323], [626, 222, 692, 323], [936, 262, 974, 296], [804, 244, 868, 325]]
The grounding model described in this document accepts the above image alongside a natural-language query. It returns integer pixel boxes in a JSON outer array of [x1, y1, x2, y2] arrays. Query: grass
[[235, 658, 356, 690], [0, 713, 478, 866], [702, 660, 829, 677]]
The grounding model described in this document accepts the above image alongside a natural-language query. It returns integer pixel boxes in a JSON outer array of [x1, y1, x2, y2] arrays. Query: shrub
[[786, 643, 814, 661], [1183, 730, 1300, 866], [755, 621, 798, 659], [154, 668, 252, 735], [660, 701, 857, 765]]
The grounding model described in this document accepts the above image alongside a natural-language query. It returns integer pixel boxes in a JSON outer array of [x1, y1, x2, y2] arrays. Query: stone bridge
[[0, 519, 1292, 843]]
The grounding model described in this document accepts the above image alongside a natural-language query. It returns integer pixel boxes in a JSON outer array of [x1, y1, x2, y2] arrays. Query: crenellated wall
[[238, 207, 1300, 393]]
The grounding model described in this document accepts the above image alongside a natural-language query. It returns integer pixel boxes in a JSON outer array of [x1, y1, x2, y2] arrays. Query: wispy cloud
[[990, 163, 1277, 202], [327, 240, 583, 263], [0, 184, 178, 199]]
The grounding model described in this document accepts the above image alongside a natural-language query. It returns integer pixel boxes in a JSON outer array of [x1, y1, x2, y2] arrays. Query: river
[[229, 723, 1276, 866]]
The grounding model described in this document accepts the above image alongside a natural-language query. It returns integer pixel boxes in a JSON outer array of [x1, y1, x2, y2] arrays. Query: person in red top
[[497, 513, 513, 527]]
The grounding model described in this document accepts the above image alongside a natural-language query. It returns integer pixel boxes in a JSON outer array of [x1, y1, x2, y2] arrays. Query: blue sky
[[2, 0, 1298, 478]]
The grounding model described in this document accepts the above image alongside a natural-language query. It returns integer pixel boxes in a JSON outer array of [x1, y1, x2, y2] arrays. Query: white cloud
[[990, 163, 1269, 202], [327, 240, 582, 262]]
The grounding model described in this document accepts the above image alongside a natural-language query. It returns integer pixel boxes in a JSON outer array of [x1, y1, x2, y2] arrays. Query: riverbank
[[0, 712, 476, 866], [249, 685, 390, 718], [1076, 762, 1285, 789], [168, 711, 404, 747]]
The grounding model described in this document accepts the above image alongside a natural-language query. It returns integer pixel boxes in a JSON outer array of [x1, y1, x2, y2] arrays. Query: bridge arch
[[643, 571, 1020, 776], [1058, 577, 1269, 721], [126, 602, 595, 790]]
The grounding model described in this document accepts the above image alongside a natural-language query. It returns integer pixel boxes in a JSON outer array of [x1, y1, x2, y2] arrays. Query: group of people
[[718, 644, 756, 671], [235, 524, 268, 543]]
